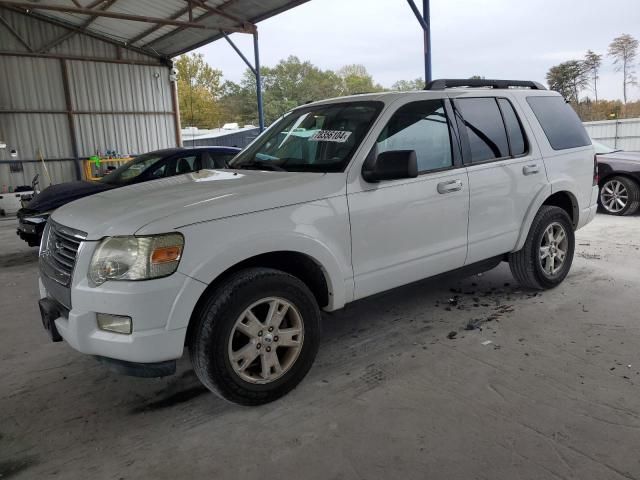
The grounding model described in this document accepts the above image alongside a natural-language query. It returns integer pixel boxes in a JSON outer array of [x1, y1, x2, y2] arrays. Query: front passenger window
[[376, 100, 453, 173]]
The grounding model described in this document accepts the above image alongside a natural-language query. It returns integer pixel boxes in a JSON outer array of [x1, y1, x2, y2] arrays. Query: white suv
[[38, 79, 599, 405]]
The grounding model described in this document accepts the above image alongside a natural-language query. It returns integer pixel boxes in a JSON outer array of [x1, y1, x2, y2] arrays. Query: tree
[[608, 34, 639, 104], [218, 78, 257, 126], [337, 64, 383, 95], [175, 53, 225, 128], [392, 78, 424, 91], [583, 50, 602, 102], [261, 56, 344, 123], [546, 60, 588, 103], [219, 56, 347, 125]]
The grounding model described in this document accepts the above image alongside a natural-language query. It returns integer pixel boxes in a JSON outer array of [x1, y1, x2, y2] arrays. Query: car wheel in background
[[189, 268, 321, 406], [599, 176, 640, 216], [509, 206, 575, 290]]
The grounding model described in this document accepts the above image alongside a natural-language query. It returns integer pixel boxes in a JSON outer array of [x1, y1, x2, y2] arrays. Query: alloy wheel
[[539, 222, 569, 276], [601, 180, 629, 213], [228, 297, 304, 384]]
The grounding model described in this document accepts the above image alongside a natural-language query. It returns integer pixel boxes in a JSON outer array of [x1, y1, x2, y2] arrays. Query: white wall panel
[[0, 113, 72, 161], [584, 119, 640, 152], [0, 160, 76, 190], [74, 114, 176, 156], [0, 56, 65, 110], [67, 61, 173, 113]]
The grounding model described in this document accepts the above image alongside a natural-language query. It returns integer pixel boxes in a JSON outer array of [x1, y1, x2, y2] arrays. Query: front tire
[[509, 206, 575, 289], [599, 176, 640, 216], [189, 268, 321, 406]]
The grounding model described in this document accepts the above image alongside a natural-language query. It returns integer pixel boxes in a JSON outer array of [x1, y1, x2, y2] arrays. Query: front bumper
[[16, 213, 47, 246], [38, 268, 207, 364]]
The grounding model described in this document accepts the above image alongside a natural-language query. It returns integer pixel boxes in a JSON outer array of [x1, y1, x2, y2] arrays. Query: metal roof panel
[[3, 0, 311, 58]]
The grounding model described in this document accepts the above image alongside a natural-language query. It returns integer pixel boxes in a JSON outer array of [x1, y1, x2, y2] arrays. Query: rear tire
[[509, 206, 575, 290], [599, 176, 640, 216], [189, 268, 321, 406]]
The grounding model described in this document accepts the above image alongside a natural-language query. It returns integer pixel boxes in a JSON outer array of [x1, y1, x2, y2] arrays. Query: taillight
[[593, 155, 599, 186]]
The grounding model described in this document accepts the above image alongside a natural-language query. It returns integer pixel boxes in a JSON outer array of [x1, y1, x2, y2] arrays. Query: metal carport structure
[[0, 0, 310, 187], [0, 0, 433, 188]]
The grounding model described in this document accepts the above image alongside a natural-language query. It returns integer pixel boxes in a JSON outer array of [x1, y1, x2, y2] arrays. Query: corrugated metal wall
[[584, 118, 640, 152], [0, 7, 179, 190]]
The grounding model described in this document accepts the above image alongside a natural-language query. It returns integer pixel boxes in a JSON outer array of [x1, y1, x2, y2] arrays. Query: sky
[[196, 0, 640, 102]]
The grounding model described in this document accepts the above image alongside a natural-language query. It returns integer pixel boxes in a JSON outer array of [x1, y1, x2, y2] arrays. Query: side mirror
[[362, 150, 418, 182]]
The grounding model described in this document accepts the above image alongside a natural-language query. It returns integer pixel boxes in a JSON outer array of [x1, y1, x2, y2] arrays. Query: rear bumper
[[576, 185, 599, 230]]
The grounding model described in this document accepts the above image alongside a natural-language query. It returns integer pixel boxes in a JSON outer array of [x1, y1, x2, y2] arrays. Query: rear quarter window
[[526, 96, 591, 150]]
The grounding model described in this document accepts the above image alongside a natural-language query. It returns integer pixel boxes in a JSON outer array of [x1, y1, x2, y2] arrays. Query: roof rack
[[425, 79, 546, 91]]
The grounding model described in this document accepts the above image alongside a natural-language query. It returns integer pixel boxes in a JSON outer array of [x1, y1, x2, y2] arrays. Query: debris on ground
[[495, 305, 515, 314], [465, 319, 482, 331], [578, 252, 602, 260], [447, 331, 458, 339], [481, 340, 493, 346]]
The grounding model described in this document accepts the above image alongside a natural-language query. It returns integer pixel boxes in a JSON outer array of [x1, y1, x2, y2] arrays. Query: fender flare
[[514, 184, 551, 252], [514, 182, 579, 252], [180, 232, 349, 320]]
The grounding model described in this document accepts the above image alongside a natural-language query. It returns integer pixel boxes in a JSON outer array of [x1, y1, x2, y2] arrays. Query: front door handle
[[523, 164, 539, 176], [437, 179, 463, 194]]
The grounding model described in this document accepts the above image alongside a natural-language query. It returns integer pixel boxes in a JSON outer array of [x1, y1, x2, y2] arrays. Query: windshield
[[229, 101, 383, 172], [592, 140, 618, 155], [99, 152, 166, 186]]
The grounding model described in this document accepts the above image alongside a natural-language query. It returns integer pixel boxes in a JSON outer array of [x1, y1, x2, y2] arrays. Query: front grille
[[39, 220, 86, 287]]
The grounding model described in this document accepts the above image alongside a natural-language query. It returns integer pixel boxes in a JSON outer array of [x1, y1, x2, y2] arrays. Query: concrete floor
[[1, 213, 640, 480]]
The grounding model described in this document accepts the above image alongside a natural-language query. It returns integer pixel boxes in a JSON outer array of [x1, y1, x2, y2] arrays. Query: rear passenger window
[[498, 98, 527, 156], [456, 98, 509, 162], [526, 96, 591, 150], [376, 100, 453, 173], [173, 155, 200, 175]]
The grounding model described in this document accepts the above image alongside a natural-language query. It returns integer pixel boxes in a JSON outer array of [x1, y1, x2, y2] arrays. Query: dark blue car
[[17, 146, 240, 246]]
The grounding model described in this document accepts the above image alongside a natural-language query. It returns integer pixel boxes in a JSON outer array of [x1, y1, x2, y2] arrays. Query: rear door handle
[[437, 179, 463, 194], [523, 164, 539, 176]]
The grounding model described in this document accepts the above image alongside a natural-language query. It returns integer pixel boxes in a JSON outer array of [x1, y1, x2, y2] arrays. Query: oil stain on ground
[[0, 456, 39, 479], [129, 385, 209, 414], [0, 251, 38, 269]]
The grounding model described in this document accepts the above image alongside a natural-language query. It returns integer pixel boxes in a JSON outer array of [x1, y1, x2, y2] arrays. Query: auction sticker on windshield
[[309, 130, 352, 143]]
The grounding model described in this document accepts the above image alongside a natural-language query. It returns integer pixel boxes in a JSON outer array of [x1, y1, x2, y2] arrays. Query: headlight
[[23, 212, 51, 224], [89, 233, 184, 286]]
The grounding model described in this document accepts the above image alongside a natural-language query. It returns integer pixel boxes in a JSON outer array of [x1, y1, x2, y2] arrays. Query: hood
[[597, 151, 640, 163], [51, 169, 346, 240], [24, 181, 114, 213]]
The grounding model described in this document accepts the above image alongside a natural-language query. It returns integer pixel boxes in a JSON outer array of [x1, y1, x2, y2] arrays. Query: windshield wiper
[[235, 159, 287, 172]]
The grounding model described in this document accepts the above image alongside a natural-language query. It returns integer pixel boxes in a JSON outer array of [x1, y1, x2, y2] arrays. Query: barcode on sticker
[[309, 130, 352, 143]]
